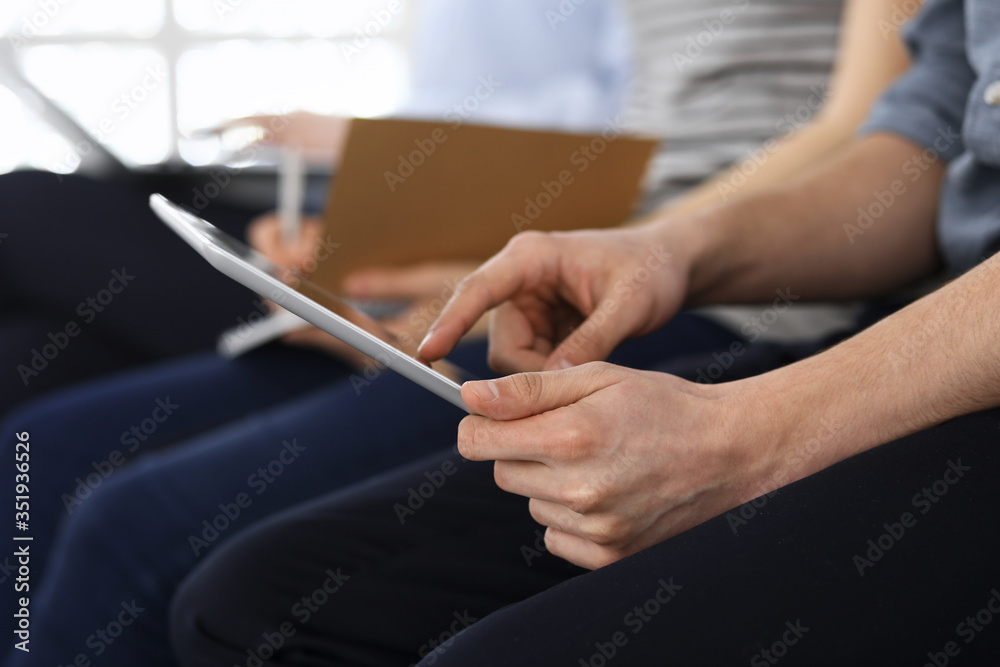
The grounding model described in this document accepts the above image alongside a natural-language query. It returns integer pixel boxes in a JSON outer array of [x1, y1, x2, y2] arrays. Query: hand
[[211, 112, 352, 164], [282, 261, 486, 365], [418, 227, 689, 374], [342, 261, 486, 349], [246, 212, 324, 275], [457, 363, 779, 570]]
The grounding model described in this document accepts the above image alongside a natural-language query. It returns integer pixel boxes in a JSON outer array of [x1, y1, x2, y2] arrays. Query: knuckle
[[506, 372, 543, 404], [456, 417, 480, 458], [560, 480, 601, 514], [581, 515, 628, 547], [453, 273, 476, 296], [553, 423, 593, 461], [542, 526, 560, 552], [506, 230, 547, 252], [492, 461, 512, 491], [527, 498, 549, 526]]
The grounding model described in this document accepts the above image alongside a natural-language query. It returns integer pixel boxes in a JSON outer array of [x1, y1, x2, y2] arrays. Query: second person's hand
[[418, 225, 690, 374]]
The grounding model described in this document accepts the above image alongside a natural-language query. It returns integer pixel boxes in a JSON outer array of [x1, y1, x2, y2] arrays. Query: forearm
[[742, 252, 1000, 492], [659, 116, 853, 217], [655, 0, 918, 218], [664, 133, 945, 305]]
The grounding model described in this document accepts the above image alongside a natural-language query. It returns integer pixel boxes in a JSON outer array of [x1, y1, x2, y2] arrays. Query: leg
[[417, 407, 1000, 665], [171, 390, 1000, 664], [170, 449, 565, 667], [166, 313, 777, 667], [0, 345, 348, 589], [3, 351, 478, 667], [0, 171, 264, 408], [12, 312, 739, 666]]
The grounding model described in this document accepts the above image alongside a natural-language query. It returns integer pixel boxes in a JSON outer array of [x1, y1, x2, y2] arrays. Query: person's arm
[[417, 133, 995, 570], [659, 0, 920, 216], [450, 250, 1000, 570], [419, 132, 946, 370]]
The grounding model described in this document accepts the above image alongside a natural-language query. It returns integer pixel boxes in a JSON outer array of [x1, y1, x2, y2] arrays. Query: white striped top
[[619, 0, 844, 203]]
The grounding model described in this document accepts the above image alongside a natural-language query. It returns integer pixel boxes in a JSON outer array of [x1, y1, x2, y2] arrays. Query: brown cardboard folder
[[310, 117, 658, 288]]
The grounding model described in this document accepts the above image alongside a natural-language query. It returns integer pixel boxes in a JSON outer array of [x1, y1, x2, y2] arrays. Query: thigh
[[0, 346, 346, 587], [13, 359, 480, 667], [0, 314, 136, 409], [170, 449, 575, 667], [167, 314, 765, 667], [0, 171, 263, 379], [423, 408, 1000, 666]]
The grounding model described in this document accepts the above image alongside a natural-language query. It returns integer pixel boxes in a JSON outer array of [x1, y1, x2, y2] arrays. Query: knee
[[170, 517, 300, 667], [55, 465, 161, 560]]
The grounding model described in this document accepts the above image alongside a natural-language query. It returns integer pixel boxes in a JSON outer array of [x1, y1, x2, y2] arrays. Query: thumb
[[544, 303, 632, 370], [461, 363, 617, 420]]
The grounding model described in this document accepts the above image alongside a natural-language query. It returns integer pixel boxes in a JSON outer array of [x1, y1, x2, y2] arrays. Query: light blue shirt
[[861, 0, 1000, 274], [400, 0, 632, 132]]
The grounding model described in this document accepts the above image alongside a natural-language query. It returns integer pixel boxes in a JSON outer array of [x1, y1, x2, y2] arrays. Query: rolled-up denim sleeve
[[859, 0, 975, 163]]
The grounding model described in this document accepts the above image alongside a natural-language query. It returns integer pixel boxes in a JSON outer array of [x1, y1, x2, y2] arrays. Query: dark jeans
[[0, 171, 264, 413], [0, 345, 351, 591], [2, 312, 740, 667], [170, 349, 1000, 666]]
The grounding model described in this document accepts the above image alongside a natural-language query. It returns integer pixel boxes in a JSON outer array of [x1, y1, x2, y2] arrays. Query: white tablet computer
[[149, 194, 471, 413]]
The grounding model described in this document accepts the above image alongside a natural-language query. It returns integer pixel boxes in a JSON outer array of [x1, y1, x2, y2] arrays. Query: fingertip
[[417, 328, 438, 358], [464, 379, 498, 405]]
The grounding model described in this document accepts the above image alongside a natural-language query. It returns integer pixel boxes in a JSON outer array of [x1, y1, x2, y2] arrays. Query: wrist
[[715, 362, 863, 501], [640, 209, 720, 299]]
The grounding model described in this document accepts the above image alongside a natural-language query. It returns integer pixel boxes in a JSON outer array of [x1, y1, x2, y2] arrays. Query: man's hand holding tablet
[[416, 224, 784, 570]]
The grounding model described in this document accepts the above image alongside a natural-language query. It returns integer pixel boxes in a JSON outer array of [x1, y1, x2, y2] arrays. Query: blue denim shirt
[[861, 0, 1000, 274]]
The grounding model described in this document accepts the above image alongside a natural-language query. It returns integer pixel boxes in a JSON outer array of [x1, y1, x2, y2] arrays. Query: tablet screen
[[150, 194, 471, 411]]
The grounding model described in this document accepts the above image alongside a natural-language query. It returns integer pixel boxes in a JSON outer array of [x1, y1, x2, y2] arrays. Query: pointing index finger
[[418, 256, 525, 360]]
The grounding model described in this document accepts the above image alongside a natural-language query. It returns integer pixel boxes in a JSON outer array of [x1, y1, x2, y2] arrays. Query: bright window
[[0, 0, 413, 172]]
